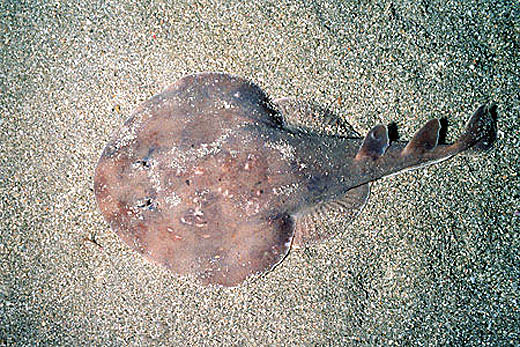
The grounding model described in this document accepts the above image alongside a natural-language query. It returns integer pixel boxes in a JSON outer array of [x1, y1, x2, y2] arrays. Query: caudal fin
[[459, 103, 498, 151]]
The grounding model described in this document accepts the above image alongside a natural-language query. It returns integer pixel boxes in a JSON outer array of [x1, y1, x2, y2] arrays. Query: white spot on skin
[[167, 128, 234, 171], [221, 189, 234, 198], [265, 140, 295, 160], [273, 183, 300, 196], [245, 200, 261, 215], [164, 192, 181, 208], [194, 129, 234, 158], [146, 159, 162, 192]]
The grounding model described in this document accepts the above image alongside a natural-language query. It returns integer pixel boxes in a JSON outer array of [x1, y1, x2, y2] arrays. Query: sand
[[1, 0, 519, 344]]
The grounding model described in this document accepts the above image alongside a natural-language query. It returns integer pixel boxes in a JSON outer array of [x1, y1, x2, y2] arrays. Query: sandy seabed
[[1, 0, 519, 345]]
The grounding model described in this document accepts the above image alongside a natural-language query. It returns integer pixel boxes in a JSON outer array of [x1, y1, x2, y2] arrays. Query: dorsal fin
[[401, 119, 441, 156], [354, 124, 389, 161], [272, 97, 360, 137]]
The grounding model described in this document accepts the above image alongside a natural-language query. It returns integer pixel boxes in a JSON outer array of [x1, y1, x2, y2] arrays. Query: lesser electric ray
[[94, 72, 497, 287]]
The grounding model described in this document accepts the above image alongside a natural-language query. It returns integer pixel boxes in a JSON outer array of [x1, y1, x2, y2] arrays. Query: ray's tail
[[354, 103, 498, 177]]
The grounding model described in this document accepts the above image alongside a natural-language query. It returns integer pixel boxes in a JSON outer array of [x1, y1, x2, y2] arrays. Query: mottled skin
[[94, 72, 497, 287]]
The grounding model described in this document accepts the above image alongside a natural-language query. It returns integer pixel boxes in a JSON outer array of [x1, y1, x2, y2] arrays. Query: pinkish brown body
[[94, 73, 497, 286]]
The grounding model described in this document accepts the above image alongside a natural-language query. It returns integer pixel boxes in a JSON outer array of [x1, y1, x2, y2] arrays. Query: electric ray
[[94, 72, 497, 287]]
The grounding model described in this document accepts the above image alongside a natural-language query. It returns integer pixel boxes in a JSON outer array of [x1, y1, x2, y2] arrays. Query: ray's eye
[[133, 147, 156, 169], [136, 198, 156, 210], [134, 159, 151, 168]]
